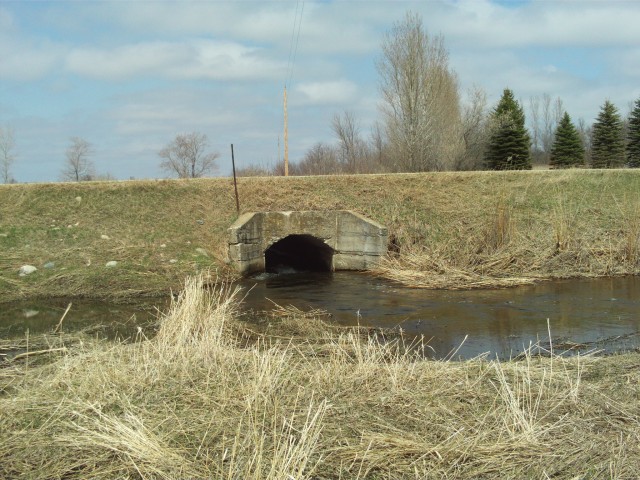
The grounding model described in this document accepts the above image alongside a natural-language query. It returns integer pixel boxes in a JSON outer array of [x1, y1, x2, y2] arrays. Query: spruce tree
[[591, 100, 625, 168], [485, 88, 531, 170], [627, 97, 640, 168], [549, 112, 584, 168]]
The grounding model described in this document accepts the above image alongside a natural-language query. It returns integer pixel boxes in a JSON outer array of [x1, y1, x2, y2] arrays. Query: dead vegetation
[[2, 275, 640, 479]]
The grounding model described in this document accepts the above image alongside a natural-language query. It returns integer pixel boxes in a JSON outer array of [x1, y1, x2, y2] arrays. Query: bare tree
[[377, 11, 463, 172], [61, 137, 94, 182], [456, 85, 489, 170], [0, 125, 16, 183], [296, 142, 341, 176], [529, 93, 564, 165], [577, 117, 592, 166], [331, 111, 370, 173], [159, 132, 219, 178]]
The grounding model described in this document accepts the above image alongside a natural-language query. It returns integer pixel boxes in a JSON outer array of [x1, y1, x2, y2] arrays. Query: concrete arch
[[264, 234, 334, 273], [228, 210, 388, 275]]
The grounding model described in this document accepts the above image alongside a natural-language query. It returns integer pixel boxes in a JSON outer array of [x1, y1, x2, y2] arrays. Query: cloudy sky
[[1, 0, 639, 182]]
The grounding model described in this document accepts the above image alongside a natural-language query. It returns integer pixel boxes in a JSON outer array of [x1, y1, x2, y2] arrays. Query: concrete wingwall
[[228, 210, 388, 275]]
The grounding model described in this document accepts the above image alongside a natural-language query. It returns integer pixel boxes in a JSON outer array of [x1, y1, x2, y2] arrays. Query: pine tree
[[549, 112, 584, 168], [591, 100, 625, 168], [485, 89, 531, 170], [627, 97, 640, 168]]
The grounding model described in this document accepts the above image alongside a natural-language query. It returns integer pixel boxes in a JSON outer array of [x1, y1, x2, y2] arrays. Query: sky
[[1, 0, 640, 183]]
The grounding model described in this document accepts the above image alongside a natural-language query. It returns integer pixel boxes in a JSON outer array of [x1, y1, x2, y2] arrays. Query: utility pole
[[283, 86, 289, 176]]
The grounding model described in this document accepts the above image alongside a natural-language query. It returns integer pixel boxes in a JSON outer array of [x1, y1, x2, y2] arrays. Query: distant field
[[1, 169, 639, 301]]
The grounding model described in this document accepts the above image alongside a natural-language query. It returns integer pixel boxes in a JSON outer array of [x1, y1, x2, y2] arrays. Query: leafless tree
[[577, 118, 592, 166], [331, 111, 368, 173], [61, 137, 94, 182], [377, 11, 463, 172], [0, 125, 16, 183], [295, 142, 341, 176], [529, 93, 564, 164], [369, 122, 387, 167], [456, 86, 489, 170], [159, 132, 219, 178]]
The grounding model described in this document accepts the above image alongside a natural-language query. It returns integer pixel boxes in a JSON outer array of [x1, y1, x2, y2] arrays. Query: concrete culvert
[[265, 234, 334, 273]]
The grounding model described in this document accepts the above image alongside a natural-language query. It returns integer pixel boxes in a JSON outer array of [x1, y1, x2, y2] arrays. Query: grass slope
[[1, 169, 639, 301]]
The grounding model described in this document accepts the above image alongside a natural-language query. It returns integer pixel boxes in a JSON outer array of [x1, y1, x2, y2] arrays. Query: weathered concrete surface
[[228, 210, 388, 274]]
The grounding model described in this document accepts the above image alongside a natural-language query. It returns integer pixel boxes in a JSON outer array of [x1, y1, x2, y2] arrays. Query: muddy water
[[1, 274, 639, 359]]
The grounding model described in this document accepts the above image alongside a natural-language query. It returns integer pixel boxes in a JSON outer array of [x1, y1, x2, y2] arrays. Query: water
[[2, 273, 640, 359], [0, 298, 165, 339], [240, 273, 640, 358]]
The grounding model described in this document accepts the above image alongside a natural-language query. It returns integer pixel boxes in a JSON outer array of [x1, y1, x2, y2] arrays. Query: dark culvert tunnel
[[264, 234, 334, 273]]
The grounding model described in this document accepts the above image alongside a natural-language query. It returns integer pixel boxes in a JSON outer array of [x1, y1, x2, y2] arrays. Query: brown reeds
[[2, 275, 640, 478]]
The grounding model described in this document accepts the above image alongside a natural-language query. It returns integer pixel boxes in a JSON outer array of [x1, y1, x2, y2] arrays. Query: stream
[[2, 273, 639, 359]]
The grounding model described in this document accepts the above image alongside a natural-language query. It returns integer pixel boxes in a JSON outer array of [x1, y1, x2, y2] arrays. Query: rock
[[23, 309, 39, 318], [43, 261, 55, 269], [101, 234, 110, 240], [169, 259, 178, 264], [195, 248, 209, 257], [75, 196, 82, 203], [197, 219, 204, 225], [19, 265, 37, 276], [160, 244, 166, 248], [105, 261, 118, 268]]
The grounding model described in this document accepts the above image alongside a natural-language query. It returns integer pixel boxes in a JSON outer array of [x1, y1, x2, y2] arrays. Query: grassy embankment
[[1, 169, 640, 302], [2, 275, 640, 478], [2, 171, 640, 478]]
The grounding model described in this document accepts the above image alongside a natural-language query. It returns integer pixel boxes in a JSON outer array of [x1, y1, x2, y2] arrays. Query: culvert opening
[[265, 234, 334, 273]]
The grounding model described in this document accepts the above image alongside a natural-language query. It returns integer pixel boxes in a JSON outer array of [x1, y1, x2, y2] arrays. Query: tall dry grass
[[2, 275, 640, 479]]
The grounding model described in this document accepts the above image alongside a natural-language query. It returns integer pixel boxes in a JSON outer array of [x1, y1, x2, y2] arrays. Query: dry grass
[[1, 170, 640, 301], [2, 275, 640, 479]]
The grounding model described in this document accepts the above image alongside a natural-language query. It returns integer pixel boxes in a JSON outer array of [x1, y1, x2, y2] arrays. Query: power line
[[285, 0, 304, 89]]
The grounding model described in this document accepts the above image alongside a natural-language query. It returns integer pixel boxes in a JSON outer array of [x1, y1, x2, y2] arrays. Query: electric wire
[[285, 0, 304, 90]]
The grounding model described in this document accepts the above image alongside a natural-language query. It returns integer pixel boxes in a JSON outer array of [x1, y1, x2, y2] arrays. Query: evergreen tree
[[627, 97, 640, 168], [549, 112, 584, 168], [485, 88, 531, 170], [591, 100, 625, 168]]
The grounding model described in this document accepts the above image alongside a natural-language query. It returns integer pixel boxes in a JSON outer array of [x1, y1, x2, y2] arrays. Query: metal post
[[231, 144, 240, 216]]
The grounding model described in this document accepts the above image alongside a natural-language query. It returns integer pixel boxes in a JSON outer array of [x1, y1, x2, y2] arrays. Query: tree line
[[3, 11, 640, 183], [246, 11, 640, 176]]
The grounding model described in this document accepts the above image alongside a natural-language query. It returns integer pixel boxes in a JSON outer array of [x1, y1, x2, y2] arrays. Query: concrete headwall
[[228, 210, 388, 274]]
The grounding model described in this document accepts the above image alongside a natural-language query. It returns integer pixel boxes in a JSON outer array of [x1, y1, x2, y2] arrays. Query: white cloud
[[295, 80, 358, 105], [66, 42, 188, 80], [65, 40, 284, 81], [434, 0, 640, 49]]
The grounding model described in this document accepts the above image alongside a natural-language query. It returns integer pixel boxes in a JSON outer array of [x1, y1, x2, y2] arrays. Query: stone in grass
[[105, 261, 118, 268], [43, 261, 55, 269], [195, 248, 209, 257], [19, 265, 37, 276], [101, 234, 110, 240]]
